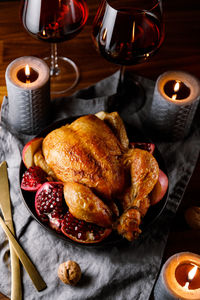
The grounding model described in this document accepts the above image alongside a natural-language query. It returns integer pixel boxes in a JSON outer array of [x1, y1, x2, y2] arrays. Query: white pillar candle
[[149, 71, 200, 141], [154, 252, 200, 300], [5, 56, 51, 135]]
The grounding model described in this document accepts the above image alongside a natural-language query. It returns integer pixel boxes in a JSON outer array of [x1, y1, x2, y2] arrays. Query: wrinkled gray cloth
[[0, 71, 199, 300]]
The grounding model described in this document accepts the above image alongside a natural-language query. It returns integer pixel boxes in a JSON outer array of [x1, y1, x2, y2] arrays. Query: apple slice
[[22, 137, 44, 168], [150, 169, 168, 205]]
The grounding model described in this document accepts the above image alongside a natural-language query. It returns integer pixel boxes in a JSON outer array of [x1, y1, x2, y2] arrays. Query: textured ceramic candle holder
[[154, 252, 200, 300], [5, 56, 51, 135], [149, 71, 200, 141]]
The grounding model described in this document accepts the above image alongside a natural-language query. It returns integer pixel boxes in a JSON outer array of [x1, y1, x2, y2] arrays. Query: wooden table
[[0, 0, 200, 299]]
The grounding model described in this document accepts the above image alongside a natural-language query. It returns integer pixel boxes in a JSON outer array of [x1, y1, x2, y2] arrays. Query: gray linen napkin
[[0, 71, 199, 300]]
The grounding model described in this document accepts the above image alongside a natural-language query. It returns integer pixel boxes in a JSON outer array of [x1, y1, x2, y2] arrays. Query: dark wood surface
[[0, 1, 200, 299]]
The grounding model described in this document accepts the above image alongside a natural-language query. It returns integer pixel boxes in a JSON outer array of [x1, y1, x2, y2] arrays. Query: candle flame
[[182, 265, 198, 290], [102, 28, 107, 42], [42, 29, 46, 36], [188, 265, 198, 281], [174, 81, 180, 93], [132, 21, 135, 42], [172, 94, 177, 100], [25, 64, 30, 77]]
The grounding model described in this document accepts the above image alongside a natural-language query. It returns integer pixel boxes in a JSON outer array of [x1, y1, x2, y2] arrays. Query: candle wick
[[26, 77, 30, 84], [26, 72, 30, 84]]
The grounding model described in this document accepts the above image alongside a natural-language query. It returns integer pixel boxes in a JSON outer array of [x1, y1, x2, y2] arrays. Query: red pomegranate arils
[[61, 211, 112, 243], [21, 166, 47, 192], [35, 182, 64, 232]]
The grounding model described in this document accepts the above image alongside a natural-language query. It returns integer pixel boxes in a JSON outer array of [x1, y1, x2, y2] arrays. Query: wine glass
[[21, 0, 88, 94], [92, 0, 164, 112]]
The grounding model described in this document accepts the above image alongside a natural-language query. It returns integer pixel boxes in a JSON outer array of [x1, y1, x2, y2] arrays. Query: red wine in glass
[[92, 0, 164, 111], [21, 0, 88, 94]]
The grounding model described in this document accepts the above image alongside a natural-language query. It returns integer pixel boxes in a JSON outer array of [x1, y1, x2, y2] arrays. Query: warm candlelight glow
[[102, 28, 107, 42], [183, 281, 189, 289], [163, 79, 191, 100], [181, 265, 198, 291], [171, 81, 180, 100], [156, 253, 200, 300], [132, 21, 135, 42], [188, 265, 198, 281], [172, 94, 177, 100], [174, 81, 180, 93], [17, 64, 39, 84], [25, 64, 30, 77]]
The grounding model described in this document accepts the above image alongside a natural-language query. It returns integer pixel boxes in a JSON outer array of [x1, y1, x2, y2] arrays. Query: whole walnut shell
[[58, 260, 81, 285], [185, 206, 200, 230]]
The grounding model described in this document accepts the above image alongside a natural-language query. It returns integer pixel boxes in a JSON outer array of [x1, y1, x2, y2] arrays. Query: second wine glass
[[92, 0, 164, 111], [21, 0, 88, 94]]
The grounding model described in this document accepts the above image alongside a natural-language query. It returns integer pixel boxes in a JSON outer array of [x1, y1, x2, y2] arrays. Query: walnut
[[185, 206, 200, 230], [58, 260, 81, 285]]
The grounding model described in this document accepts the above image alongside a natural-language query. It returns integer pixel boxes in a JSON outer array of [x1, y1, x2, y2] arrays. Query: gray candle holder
[[148, 71, 200, 141], [5, 56, 51, 135]]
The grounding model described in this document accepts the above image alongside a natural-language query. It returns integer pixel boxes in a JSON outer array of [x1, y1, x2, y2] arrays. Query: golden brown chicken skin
[[64, 182, 113, 228], [116, 148, 159, 241], [42, 115, 125, 209], [41, 112, 161, 242]]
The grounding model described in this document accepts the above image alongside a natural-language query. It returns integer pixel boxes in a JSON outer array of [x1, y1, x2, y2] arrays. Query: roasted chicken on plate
[[21, 112, 168, 243]]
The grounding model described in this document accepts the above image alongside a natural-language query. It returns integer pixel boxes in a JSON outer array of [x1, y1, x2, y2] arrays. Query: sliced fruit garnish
[[22, 137, 44, 168], [35, 182, 64, 231], [21, 166, 47, 192], [61, 211, 112, 244]]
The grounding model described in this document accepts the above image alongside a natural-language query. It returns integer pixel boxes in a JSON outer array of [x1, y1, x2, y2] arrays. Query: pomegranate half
[[35, 182, 64, 231], [21, 166, 47, 192], [61, 211, 112, 244]]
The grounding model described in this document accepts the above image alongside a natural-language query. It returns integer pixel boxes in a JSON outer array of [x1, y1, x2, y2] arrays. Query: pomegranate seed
[[35, 182, 64, 232]]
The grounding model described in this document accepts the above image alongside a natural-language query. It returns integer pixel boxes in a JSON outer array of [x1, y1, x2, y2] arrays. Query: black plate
[[19, 116, 169, 247]]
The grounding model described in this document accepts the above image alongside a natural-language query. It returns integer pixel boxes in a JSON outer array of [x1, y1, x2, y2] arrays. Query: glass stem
[[117, 65, 125, 94], [50, 43, 60, 76]]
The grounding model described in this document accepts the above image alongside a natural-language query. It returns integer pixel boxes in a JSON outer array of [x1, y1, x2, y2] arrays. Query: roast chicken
[[37, 112, 160, 241]]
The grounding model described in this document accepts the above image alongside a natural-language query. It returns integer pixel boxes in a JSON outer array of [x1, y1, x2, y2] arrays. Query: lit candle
[[148, 71, 200, 141], [158, 71, 199, 105], [5, 56, 51, 135], [154, 252, 200, 300], [16, 64, 39, 84], [164, 80, 191, 101]]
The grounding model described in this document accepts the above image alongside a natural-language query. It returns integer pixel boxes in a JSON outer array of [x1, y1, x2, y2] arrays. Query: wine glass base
[[108, 72, 145, 113], [44, 56, 80, 95]]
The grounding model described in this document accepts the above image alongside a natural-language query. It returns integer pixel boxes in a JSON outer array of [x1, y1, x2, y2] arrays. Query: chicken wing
[[95, 111, 129, 151]]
